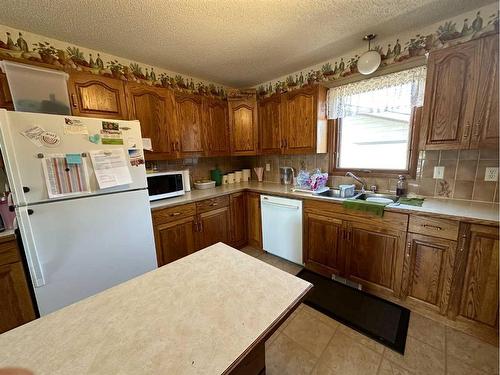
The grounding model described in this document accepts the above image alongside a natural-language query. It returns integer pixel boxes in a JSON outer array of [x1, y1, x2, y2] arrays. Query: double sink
[[315, 189, 399, 203]]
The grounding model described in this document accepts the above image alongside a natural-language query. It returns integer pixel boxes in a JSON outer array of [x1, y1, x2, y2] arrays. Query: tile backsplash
[[150, 148, 498, 203]]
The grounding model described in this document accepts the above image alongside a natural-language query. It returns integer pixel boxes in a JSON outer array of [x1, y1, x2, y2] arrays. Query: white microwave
[[146, 171, 185, 201]]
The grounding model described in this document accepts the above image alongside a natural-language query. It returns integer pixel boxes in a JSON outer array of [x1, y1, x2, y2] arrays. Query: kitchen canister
[[210, 167, 222, 186], [222, 175, 228, 185], [235, 171, 242, 183], [227, 173, 235, 184], [242, 169, 250, 182]]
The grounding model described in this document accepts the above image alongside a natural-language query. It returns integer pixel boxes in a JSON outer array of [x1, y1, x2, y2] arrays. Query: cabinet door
[[203, 98, 229, 156], [344, 221, 405, 297], [0, 260, 36, 333], [247, 192, 262, 248], [283, 86, 317, 154], [126, 83, 175, 156], [230, 192, 247, 248], [471, 35, 499, 149], [68, 73, 128, 119], [401, 233, 457, 314], [197, 206, 230, 249], [228, 99, 258, 155], [459, 224, 499, 327], [154, 216, 197, 266], [174, 93, 204, 156], [258, 96, 282, 154], [0, 73, 13, 110], [421, 40, 479, 150], [304, 212, 344, 277]]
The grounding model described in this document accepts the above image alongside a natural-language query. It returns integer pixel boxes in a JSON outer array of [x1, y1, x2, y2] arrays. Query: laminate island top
[[150, 181, 499, 225], [0, 243, 312, 375]]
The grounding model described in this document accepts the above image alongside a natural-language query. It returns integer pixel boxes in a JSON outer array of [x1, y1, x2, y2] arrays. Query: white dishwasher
[[261, 195, 303, 265]]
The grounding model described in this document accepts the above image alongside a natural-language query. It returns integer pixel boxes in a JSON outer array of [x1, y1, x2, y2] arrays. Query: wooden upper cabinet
[[420, 37, 497, 150], [401, 233, 457, 314], [203, 98, 229, 156], [344, 220, 405, 298], [174, 93, 204, 156], [471, 35, 499, 149], [0, 73, 13, 110], [458, 224, 499, 328], [68, 72, 128, 119], [228, 98, 258, 155], [282, 85, 327, 154], [125, 83, 176, 157], [258, 95, 282, 154]]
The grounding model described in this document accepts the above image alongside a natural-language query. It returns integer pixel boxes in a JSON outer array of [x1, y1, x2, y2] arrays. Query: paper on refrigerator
[[89, 149, 132, 189], [42, 154, 91, 198]]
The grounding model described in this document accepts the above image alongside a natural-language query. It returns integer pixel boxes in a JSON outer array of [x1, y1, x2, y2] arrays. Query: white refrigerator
[[0, 109, 157, 316]]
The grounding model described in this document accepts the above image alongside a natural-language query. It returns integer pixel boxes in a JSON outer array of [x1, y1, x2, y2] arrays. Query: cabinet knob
[[23, 186, 30, 193], [27, 209, 34, 215], [463, 123, 470, 140], [406, 241, 411, 257], [71, 93, 78, 108]]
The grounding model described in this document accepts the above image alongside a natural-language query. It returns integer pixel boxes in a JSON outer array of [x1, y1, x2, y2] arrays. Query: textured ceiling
[[0, 0, 494, 87]]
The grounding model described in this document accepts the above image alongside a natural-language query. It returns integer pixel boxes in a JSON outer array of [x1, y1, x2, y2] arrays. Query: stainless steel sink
[[314, 189, 361, 199], [355, 192, 399, 203]]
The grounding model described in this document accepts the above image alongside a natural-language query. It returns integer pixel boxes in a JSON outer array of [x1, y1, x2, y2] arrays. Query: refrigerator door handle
[[16, 206, 46, 287]]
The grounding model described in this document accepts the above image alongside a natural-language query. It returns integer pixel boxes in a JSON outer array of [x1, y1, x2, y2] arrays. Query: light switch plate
[[484, 167, 498, 181], [433, 166, 445, 179], [265, 163, 271, 172]]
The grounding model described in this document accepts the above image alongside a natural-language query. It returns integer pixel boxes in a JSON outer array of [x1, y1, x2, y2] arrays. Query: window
[[328, 66, 426, 176]]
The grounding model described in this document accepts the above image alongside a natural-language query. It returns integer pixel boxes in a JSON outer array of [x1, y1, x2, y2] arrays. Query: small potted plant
[[129, 63, 146, 80], [106, 60, 125, 79], [33, 41, 58, 64], [286, 75, 297, 88], [321, 62, 334, 79], [175, 75, 187, 89], [405, 35, 427, 57]]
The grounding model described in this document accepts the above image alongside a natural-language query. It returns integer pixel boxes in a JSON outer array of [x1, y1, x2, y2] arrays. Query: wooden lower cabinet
[[247, 192, 262, 248], [344, 221, 405, 298], [303, 200, 407, 299], [229, 192, 247, 248], [401, 233, 457, 314], [197, 206, 230, 249], [303, 212, 344, 276], [154, 216, 197, 267], [0, 237, 36, 333], [449, 224, 499, 330]]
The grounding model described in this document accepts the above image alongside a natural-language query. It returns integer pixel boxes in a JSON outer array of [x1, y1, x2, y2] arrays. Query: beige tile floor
[[239, 246, 500, 375]]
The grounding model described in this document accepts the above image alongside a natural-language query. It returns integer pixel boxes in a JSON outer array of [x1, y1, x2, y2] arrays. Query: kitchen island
[[0, 243, 312, 374]]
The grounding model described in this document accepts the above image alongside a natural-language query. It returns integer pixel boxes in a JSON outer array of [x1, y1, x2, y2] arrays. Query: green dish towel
[[398, 197, 425, 207], [342, 199, 389, 217]]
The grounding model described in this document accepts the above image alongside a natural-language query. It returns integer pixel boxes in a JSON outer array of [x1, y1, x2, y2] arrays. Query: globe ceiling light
[[358, 34, 381, 75]]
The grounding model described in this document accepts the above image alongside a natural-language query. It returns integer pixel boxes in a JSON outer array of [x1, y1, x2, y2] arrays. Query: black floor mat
[[297, 269, 410, 354]]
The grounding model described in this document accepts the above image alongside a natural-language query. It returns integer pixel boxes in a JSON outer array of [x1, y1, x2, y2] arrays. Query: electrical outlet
[[484, 167, 498, 181], [265, 163, 271, 172], [433, 166, 444, 179]]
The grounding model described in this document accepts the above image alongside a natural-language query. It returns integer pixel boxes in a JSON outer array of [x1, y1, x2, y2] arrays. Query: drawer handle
[[422, 224, 442, 231], [169, 212, 181, 217], [210, 202, 218, 206], [463, 122, 470, 140], [406, 241, 411, 257]]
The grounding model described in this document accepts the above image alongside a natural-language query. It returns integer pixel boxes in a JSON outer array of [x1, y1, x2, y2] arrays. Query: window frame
[[328, 106, 421, 178]]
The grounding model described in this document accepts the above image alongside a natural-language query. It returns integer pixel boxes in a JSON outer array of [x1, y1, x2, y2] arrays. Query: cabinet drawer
[[408, 215, 459, 240], [196, 196, 229, 214], [0, 239, 20, 266], [152, 203, 196, 225]]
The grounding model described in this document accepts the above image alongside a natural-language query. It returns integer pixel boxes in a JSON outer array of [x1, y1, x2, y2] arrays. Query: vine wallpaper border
[[255, 3, 498, 98], [0, 25, 228, 99]]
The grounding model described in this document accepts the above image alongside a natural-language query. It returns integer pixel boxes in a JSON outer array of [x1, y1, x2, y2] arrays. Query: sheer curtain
[[327, 66, 427, 119]]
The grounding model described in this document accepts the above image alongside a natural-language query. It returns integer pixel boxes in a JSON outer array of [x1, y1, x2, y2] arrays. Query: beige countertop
[[0, 243, 312, 375], [150, 182, 499, 225]]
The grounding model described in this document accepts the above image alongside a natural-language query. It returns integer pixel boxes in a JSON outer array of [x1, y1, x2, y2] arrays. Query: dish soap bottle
[[396, 175, 407, 197]]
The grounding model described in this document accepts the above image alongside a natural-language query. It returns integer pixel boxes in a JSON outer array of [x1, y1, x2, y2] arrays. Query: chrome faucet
[[345, 172, 367, 192]]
